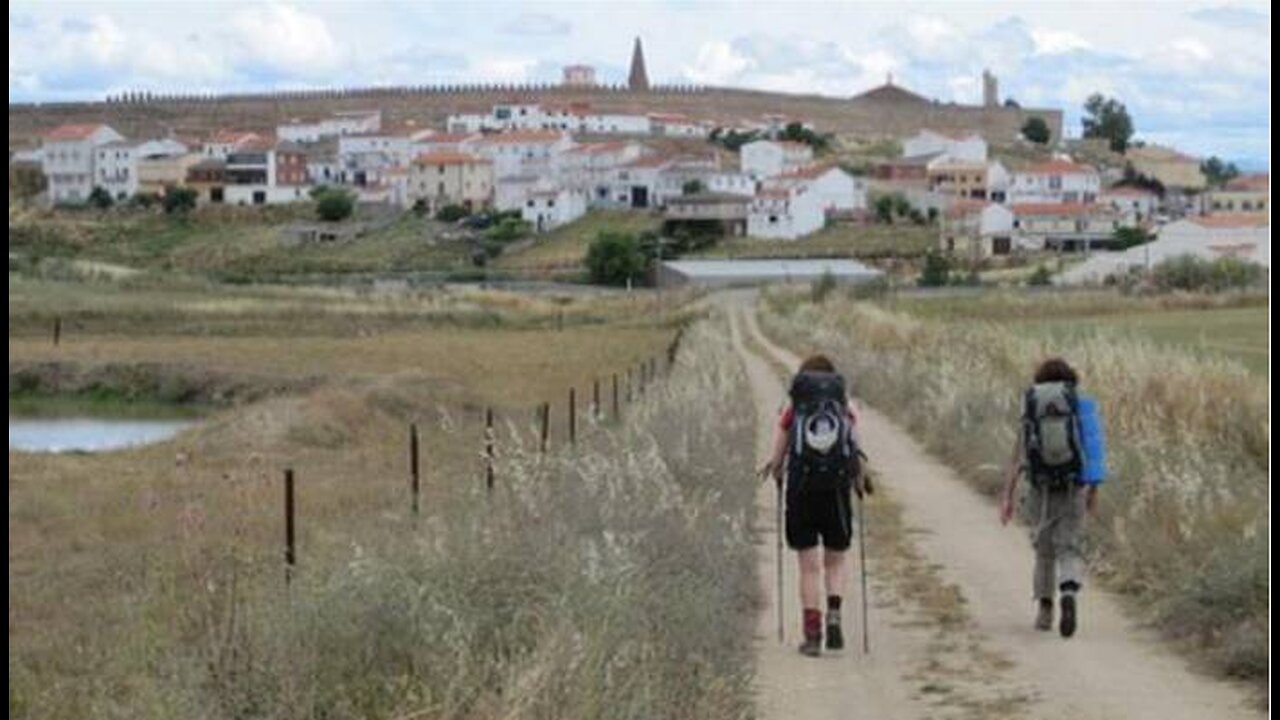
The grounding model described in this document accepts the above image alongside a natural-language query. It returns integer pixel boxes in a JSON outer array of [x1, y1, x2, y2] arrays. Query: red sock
[[803, 608, 823, 639]]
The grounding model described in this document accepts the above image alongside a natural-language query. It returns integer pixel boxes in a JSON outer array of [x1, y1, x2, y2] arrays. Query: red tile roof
[[1223, 173, 1269, 192], [476, 130, 567, 145], [1011, 202, 1106, 217], [1023, 159, 1096, 175], [922, 128, 981, 141], [420, 132, 477, 144], [944, 199, 991, 218], [414, 151, 490, 166], [43, 123, 107, 141], [623, 154, 671, 169], [1189, 214, 1268, 229], [778, 162, 840, 180]]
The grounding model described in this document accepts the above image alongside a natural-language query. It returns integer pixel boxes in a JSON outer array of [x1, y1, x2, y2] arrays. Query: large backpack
[[1022, 382, 1084, 491], [787, 371, 860, 493]]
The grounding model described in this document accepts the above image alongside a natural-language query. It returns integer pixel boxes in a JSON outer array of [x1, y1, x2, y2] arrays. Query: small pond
[[9, 417, 197, 453]]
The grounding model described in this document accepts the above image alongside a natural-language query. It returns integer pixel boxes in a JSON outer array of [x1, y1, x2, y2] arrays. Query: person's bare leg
[[823, 548, 847, 598], [823, 549, 848, 649], [798, 548, 822, 610], [797, 548, 823, 653]]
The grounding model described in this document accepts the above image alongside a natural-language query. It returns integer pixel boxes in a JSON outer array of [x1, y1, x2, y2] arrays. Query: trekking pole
[[858, 484, 870, 655], [776, 478, 785, 644]]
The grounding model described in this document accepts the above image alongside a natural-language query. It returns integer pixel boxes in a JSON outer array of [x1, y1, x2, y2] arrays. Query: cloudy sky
[[8, 1, 1271, 168]]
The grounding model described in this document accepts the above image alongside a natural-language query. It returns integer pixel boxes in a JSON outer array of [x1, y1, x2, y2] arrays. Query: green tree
[[1027, 265, 1053, 286], [918, 250, 951, 287], [485, 217, 531, 243], [88, 186, 114, 210], [873, 195, 895, 224], [316, 188, 356, 222], [891, 193, 912, 219], [1112, 226, 1152, 250], [435, 203, 470, 222], [586, 232, 647, 286], [681, 179, 705, 196], [1082, 93, 1134, 153], [1021, 116, 1051, 145], [1200, 156, 1241, 188], [162, 186, 198, 215]]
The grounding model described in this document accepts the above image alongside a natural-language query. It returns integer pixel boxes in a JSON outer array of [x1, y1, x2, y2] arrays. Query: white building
[[40, 123, 126, 205], [1009, 159, 1101, 204], [1100, 186, 1160, 224], [648, 113, 710, 138], [277, 110, 382, 143], [941, 201, 1016, 257], [748, 185, 825, 240], [1058, 214, 1270, 284], [522, 186, 589, 232], [223, 140, 308, 205], [94, 141, 139, 200], [556, 141, 646, 199], [448, 102, 652, 135], [202, 131, 264, 160], [471, 130, 574, 180], [740, 140, 814, 179], [902, 129, 988, 162], [771, 164, 866, 213]]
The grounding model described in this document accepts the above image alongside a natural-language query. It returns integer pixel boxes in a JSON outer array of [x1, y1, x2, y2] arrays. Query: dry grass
[[759, 288, 1270, 685], [697, 222, 936, 261], [493, 210, 663, 272], [9, 314, 758, 719]]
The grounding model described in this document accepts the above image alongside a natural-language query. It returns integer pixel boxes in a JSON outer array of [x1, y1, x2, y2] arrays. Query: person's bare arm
[[759, 406, 790, 483], [999, 433, 1024, 525]]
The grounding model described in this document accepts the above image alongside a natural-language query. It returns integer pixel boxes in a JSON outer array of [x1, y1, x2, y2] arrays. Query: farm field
[[695, 221, 936, 260], [10, 274, 743, 720]]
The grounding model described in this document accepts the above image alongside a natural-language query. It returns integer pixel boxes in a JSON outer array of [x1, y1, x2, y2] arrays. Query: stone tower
[[628, 37, 650, 91], [982, 69, 998, 107]]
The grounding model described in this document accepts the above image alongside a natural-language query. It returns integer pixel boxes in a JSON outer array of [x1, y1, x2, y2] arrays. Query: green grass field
[[9, 208, 477, 281], [1033, 306, 1270, 375], [878, 291, 1269, 376], [494, 210, 662, 272], [696, 222, 936, 260]]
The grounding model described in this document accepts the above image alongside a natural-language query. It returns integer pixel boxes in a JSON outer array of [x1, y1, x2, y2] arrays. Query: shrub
[[1027, 265, 1053, 286], [88, 186, 114, 210], [435, 204, 470, 222], [315, 188, 356, 222], [1150, 255, 1263, 292], [485, 217, 531, 244], [918, 250, 951, 287], [810, 270, 837, 303], [162, 186, 198, 215], [1022, 116, 1051, 144], [586, 231, 647, 286]]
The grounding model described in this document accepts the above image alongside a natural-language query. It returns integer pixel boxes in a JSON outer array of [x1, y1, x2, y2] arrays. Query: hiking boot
[[825, 609, 844, 650], [1059, 594, 1077, 638], [1035, 598, 1053, 631], [798, 634, 822, 657]]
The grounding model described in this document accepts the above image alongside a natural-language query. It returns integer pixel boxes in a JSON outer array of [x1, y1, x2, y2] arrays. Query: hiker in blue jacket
[[999, 357, 1105, 638]]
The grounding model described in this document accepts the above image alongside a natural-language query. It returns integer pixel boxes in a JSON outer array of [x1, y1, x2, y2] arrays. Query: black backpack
[[1022, 381, 1084, 491], [787, 371, 860, 493]]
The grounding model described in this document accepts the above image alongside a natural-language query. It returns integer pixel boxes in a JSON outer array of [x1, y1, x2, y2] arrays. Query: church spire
[[628, 36, 650, 91]]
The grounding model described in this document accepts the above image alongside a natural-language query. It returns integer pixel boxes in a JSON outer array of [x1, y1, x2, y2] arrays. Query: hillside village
[[8, 37, 1270, 284]]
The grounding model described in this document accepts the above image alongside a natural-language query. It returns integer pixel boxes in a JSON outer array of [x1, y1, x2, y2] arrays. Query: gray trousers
[[1020, 482, 1086, 600]]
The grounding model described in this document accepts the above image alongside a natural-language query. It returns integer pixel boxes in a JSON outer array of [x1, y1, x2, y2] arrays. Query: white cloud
[[471, 57, 537, 82], [501, 12, 570, 37], [1030, 28, 1091, 55], [1170, 37, 1213, 62], [230, 4, 342, 74], [683, 41, 752, 84]]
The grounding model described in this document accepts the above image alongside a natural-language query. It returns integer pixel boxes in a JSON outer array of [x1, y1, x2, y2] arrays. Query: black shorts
[[785, 486, 854, 551]]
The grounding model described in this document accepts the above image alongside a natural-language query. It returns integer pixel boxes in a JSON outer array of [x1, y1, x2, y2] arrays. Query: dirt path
[[724, 292, 1261, 720]]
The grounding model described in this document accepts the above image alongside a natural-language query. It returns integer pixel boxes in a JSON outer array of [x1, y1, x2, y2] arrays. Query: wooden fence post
[[539, 402, 549, 453], [52, 317, 62, 347], [612, 373, 620, 421], [485, 408, 495, 492], [592, 378, 600, 420], [284, 468, 296, 584], [568, 388, 577, 445], [409, 423, 420, 516]]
